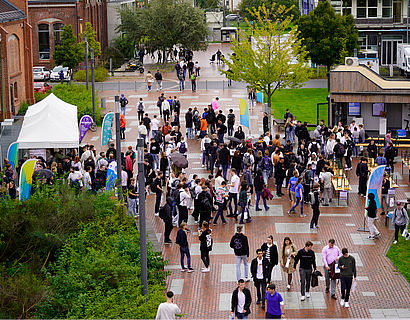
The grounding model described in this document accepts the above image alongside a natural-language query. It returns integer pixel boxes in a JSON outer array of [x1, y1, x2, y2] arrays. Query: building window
[[356, 0, 377, 18], [38, 24, 50, 60], [7, 34, 20, 74], [13, 82, 18, 99], [54, 23, 64, 46], [383, 0, 393, 17], [342, 0, 352, 15]]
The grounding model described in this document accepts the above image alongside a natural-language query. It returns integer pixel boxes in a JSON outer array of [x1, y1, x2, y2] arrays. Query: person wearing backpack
[[308, 138, 320, 156], [177, 137, 188, 157], [190, 72, 197, 92], [119, 93, 128, 116], [261, 150, 272, 185], [227, 109, 235, 136], [137, 98, 145, 122], [198, 221, 213, 272], [230, 225, 250, 281], [159, 197, 174, 244], [392, 201, 409, 244], [197, 185, 213, 226], [309, 183, 321, 229], [333, 139, 345, 169], [178, 71, 185, 91]]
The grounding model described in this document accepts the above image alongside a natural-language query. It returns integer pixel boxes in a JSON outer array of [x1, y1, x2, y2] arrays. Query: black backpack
[[336, 144, 345, 157], [137, 101, 144, 111], [310, 142, 318, 154], [227, 113, 235, 125]]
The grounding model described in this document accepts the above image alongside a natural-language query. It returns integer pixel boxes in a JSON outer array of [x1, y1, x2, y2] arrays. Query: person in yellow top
[[145, 71, 154, 92]]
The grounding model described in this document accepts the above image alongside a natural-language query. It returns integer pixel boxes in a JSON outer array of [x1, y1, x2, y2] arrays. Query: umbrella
[[227, 136, 242, 143], [169, 152, 188, 169], [32, 169, 54, 181]]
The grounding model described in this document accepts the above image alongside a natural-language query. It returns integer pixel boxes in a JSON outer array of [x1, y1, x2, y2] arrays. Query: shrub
[[74, 67, 109, 82], [17, 101, 29, 115], [34, 91, 51, 103]]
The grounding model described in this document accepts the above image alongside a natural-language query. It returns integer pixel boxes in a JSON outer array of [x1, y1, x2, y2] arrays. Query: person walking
[[137, 98, 145, 122], [152, 172, 164, 216], [119, 93, 128, 116], [145, 71, 154, 91], [265, 284, 285, 319], [254, 170, 269, 211], [159, 197, 173, 244], [120, 114, 126, 140], [230, 225, 250, 281], [288, 177, 304, 217], [155, 69, 163, 91], [322, 239, 341, 299], [261, 235, 279, 283], [198, 221, 213, 272], [227, 109, 235, 136], [392, 201, 409, 244], [280, 237, 297, 290], [238, 181, 250, 224], [366, 193, 380, 239], [127, 178, 138, 217], [309, 183, 321, 229], [175, 222, 194, 272], [178, 70, 184, 91], [251, 248, 270, 309], [155, 291, 181, 320], [190, 72, 197, 92], [338, 248, 357, 308], [213, 180, 228, 225], [230, 279, 252, 320], [185, 108, 194, 139], [227, 168, 240, 218], [294, 241, 317, 301]]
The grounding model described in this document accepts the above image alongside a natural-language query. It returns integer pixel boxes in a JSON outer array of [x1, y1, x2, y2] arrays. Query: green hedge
[[74, 67, 109, 82]]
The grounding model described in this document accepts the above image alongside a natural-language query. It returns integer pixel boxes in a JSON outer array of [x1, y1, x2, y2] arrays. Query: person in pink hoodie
[[212, 97, 220, 110]]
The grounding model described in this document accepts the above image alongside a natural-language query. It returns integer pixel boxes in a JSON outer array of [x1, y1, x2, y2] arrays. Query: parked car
[[34, 82, 52, 94], [33, 66, 50, 81], [225, 14, 241, 20], [50, 66, 71, 81]]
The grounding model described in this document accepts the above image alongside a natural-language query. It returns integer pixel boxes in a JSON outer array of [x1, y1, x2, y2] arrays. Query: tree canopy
[[53, 25, 82, 70], [222, 4, 311, 113], [239, 0, 300, 22], [117, 0, 209, 58], [80, 22, 102, 59], [298, 1, 358, 69]]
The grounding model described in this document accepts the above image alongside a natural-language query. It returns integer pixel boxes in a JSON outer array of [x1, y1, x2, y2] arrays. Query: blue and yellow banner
[[256, 91, 264, 104], [239, 98, 250, 129], [101, 112, 114, 146], [19, 159, 38, 201], [7, 142, 18, 173], [366, 165, 386, 209], [106, 161, 117, 191]]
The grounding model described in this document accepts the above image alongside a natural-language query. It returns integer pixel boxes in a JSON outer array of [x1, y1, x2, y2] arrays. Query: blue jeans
[[262, 170, 269, 185], [235, 255, 249, 281], [228, 192, 238, 216], [290, 197, 304, 215], [202, 150, 207, 166], [179, 79, 184, 90], [239, 203, 248, 224], [128, 198, 137, 216], [187, 127, 194, 139], [218, 133, 224, 144], [221, 164, 229, 180], [237, 313, 248, 319], [255, 190, 268, 210], [200, 130, 207, 138], [353, 138, 359, 156], [180, 246, 191, 269], [121, 107, 126, 116], [213, 202, 226, 224], [152, 154, 159, 170]]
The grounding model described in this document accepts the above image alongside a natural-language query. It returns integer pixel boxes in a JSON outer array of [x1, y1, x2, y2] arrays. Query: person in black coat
[[231, 279, 252, 319], [159, 197, 174, 244], [356, 157, 369, 197], [384, 142, 396, 173], [261, 235, 279, 283], [250, 249, 270, 308], [263, 112, 269, 133], [367, 140, 378, 159], [274, 158, 286, 196]]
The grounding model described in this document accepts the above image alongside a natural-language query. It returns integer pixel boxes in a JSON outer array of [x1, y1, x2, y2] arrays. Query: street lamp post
[[85, 33, 89, 90], [137, 138, 148, 296], [91, 48, 96, 123], [114, 95, 122, 201]]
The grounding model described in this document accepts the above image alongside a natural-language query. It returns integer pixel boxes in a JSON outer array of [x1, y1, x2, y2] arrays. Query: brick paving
[[83, 48, 410, 318]]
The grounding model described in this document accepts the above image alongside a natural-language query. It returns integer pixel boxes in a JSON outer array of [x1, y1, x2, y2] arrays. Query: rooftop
[[0, 0, 26, 24]]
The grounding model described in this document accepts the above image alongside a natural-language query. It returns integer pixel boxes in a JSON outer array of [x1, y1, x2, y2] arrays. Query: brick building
[[0, 0, 35, 121], [28, 0, 107, 68]]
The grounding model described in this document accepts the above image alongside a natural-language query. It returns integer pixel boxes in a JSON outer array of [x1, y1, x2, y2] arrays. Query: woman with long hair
[[261, 235, 279, 283], [280, 237, 297, 289], [198, 221, 212, 272]]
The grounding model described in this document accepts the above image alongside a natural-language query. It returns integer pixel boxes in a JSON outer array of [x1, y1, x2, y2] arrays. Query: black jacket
[[366, 199, 377, 218], [185, 111, 193, 128], [254, 173, 264, 192], [274, 162, 286, 179], [230, 233, 249, 257], [250, 257, 270, 280], [261, 242, 279, 266], [294, 248, 316, 270], [218, 147, 230, 165], [356, 162, 369, 178], [231, 287, 252, 316], [176, 229, 188, 247], [159, 197, 173, 224]]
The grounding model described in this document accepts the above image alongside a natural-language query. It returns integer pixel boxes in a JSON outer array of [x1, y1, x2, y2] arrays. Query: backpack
[[263, 156, 271, 171], [201, 194, 212, 210], [227, 113, 235, 125], [137, 101, 144, 111], [120, 98, 127, 107], [310, 142, 318, 154], [243, 153, 251, 166], [154, 131, 162, 143], [178, 73, 184, 80], [190, 73, 196, 81], [171, 179, 180, 189], [179, 142, 187, 154], [309, 191, 316, 205], [336, 144, 345, 157], [159, 205, 167, 220]]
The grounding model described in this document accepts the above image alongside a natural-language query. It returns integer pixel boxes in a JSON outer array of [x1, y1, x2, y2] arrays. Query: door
[[382, 39, 403, 65], [393, 0, 402, 23]]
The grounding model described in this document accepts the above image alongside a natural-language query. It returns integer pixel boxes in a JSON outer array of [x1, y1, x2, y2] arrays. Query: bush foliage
[[74, 66, 109, 82], [0, 184, 168, 319]]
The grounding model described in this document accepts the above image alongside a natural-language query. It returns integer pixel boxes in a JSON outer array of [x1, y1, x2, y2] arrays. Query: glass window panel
[[383, 7, 392, 17], [357, 8, 367, 17], [343, 8, 352, 15], [38, 24, 50, 60], [368, 8, 377, 17], [383, 0, 392, 6], [343, 0, 352, 6], [357, 0, 366, 7], [368, 35, 378, 45], [368, 0, 378, 7]]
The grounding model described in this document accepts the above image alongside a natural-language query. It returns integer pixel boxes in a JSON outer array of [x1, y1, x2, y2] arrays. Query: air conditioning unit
[[345, 57, 359, 66]]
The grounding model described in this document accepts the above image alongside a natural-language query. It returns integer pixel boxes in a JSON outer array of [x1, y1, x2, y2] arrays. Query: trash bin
[[101, 98, 106, 109]]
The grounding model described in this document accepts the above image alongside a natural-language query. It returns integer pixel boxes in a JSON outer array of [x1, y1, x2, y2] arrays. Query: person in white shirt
[[200, 134, 211, 168], [227, 168, 240, 219], [151, 115, 160, 137], [320, 168, 333, 205], [80, 146, 95, 164], [177, 137, 188, 156], [326, 134, 336, 160], [155, 291, 181, 320], [162, 99, 171, 122], [263, 132, 271, 146], [138, 121, 148, 141], [83, 166, 93, 191], [195, 61, 200, 77], [178, 183, 191, 225]]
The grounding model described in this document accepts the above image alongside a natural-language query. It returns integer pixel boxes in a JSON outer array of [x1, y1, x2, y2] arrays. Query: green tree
[[80, 22, 102, 59], [117, 0, 208, 63], [222, 4, 311, 126], [239, 0, 300, 22], [53, 25, 82, 70], [196, 0, 220, 9], [298, 1, 358, 70]]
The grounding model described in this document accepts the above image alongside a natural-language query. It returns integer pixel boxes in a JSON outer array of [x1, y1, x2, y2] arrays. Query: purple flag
[[79, 115, 93, 143]]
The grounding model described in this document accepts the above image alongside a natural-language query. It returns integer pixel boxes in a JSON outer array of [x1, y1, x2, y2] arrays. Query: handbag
[[285, 256, 291, 269]]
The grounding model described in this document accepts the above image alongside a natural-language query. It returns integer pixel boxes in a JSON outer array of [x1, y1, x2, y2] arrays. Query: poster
[[101, 112, 114, 146], [372, 103, 384, 116], [29, 149, 46, 160], [379, 118, 387, 135], [348, 103, 361, 116], [79, 115, 93, 143]]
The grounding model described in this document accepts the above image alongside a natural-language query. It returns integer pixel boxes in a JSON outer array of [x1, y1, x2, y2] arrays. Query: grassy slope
[[386, 237, 410, 283]]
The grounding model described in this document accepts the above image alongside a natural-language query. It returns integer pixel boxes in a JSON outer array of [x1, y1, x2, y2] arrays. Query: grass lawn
[[386, 236, 410, 283], [269, 88, 329, 125]]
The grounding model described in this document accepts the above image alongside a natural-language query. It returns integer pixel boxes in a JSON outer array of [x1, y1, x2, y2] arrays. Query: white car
[[33, 66, 50, 81], [50, 66, 71, 81]]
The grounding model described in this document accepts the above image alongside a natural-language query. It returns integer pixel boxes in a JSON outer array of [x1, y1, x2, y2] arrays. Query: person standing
[[265, 284, 285, 319], [185, 108, 194, 139], [356, 157, 369, 197], [294, 241, 317, 301], [198, 221, 213, 272], [320, 167, 333, 206], [263, 112, 269, 134], [227, 168, 240, 218], [261, 235, 279, 283], [230, 225, 250, 281], [338, 248, 357, 308], [392, 201, 409, 244], [155, 69, 163, 91], [322, 239, 341, 299], [178, 70, 185, 91], [289, 177, 304, 217], [175, 222, 194, 272], [127, 178, 138, 217], [366, 193, 380, 239], [274, 158, 286, 197], [380, 174, 390, 215], [254, 170, 269, 211], [251, 249, 270, 309], [280, 237, 297, 290], [238, 181, 250, 224], [190, 72, 197, 92], [159, 197, 173, 244], [119, 94, 128, 116], [145, 71, 154, 91], [119, 114, 126, 140], [231, 279, 252, 320], [137, 98, 145, 122], [213, 180, 228, 225], [178, 183, 191, 226], [309, 183, 321, 229], [227, 109, 235, 136], [152, 172, 164, 216], [155, 291, 181, 320]]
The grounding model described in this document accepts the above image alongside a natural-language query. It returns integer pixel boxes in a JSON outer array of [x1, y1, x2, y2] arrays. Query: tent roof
[[17, 93, 79, 149]]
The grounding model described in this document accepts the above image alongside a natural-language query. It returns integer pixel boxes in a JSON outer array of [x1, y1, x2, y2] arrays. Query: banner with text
[[79, 115, 93, 143], [101, 112, 114, 146]]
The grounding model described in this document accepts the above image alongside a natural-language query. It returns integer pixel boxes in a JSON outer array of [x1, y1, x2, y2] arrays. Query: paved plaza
[[81, 44, 410, 318]]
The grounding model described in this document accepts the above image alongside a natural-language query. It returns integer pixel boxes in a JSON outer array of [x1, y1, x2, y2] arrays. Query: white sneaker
[[344, 302, 349, 308], [245, 278, 251, 282], [340, 299, 345, 307], [287, 284, 291, 290], [202, 268, 210, 273], [301, 295, 305, 301], [201, 164, 204, 168], [154, 212, 159, 216], [306, 292, 310, 298], [393, 240, 398, 244]]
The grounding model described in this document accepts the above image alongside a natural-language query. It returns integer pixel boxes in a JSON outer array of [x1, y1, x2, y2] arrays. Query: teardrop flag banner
[[19, 159, 38, 201], [7, 142, 18, 173], [79, 115, 93, 143], [101, 112, 114, 146], [239, 98, 250, 129], [106, 160, 117, 191]]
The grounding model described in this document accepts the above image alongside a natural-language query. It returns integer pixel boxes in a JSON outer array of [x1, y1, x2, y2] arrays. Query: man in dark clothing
[[231, 279, 252, 319], [294, 121, 303, 145], [356, 157, 369, 197], [159, 197, 173, 244], [227, 109, 235, 136], [218, 144, 230, 180], [185, 108, 194, 139], [142, 114, 151, 138], [251, 249, 270, 308], [302, 164, 313, 203], [152, 172, 164, 215], [333, 139, 345, 169], [217, 110, 226, 124], [310, 183, 321, 229], [154, 69, 162, 91], [274, 158, 286, 196], [385, 142, 396, 173], [95, 165, 107, 191], [170, 127, 182, 144], [217, 119, 227, 144], [197, 185, 213, 226], [284, 109, 293, 122], [299, 122, 310, 144], [230, 225, 250, 281], [294, 241, 317, 301], [157, 93, 165, 117], [263, 112, 269, 134]]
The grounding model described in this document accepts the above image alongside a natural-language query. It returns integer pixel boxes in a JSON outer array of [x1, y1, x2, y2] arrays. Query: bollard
[[206, 80, 207, 91], [135, 81, 137, 91], [118, 81, 120, 93]]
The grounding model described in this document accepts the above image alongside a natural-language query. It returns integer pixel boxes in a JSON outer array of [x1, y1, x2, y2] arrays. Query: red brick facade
[[28, 0, 107, 69], [0, 0, 35, 121]]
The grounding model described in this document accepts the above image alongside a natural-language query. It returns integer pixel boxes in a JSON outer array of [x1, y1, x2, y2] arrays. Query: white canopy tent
[[17, 93, 79, 149]]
